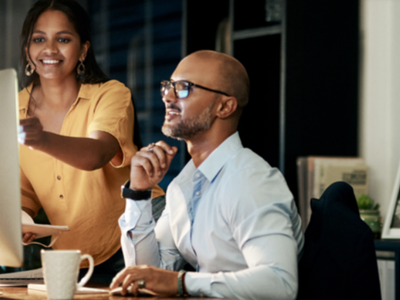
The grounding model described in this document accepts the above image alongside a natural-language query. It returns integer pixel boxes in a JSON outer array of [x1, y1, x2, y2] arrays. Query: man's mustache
[[166, 104, 181, 111]]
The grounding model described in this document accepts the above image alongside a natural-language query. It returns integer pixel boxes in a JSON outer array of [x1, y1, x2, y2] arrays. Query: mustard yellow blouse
[[19, 80, 164, 267]]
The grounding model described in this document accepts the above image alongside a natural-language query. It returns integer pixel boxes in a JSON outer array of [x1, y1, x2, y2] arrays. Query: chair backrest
[[297, 181, 381, 300], [131, 95, 143, 150]]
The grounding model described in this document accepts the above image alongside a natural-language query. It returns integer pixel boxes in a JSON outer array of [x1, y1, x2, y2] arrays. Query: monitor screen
[[0, 68, 23, 267]]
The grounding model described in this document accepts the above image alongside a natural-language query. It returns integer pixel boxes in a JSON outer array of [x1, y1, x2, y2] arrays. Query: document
[[28, 283, 109, 294], [21, 210, 69, 239]]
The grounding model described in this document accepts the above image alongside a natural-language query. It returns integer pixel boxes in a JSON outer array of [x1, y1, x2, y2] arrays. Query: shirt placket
[[189, 170, 206, 271], [54, 158, 65, 202]]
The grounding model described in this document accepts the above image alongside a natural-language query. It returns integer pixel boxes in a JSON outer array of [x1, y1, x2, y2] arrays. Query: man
[[110, 50, 304, 299]]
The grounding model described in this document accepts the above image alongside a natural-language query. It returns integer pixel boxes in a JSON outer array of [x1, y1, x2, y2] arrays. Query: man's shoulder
[[225, 147, 272, 172], [218, 148, 290, 201]]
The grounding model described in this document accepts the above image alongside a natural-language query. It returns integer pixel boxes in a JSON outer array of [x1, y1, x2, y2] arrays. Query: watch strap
[[121, 180, 152, 200]]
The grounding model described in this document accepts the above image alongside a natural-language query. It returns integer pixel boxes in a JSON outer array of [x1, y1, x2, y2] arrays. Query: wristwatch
[[121, 180, 152, 200]]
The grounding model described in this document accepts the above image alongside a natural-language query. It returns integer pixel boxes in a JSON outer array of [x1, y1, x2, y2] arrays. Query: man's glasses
[[160, 80, 230, 99]]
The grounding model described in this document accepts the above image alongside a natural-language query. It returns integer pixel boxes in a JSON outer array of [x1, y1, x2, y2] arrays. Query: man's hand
[[110, 265, 179, 297], [19, 117, 46, 150], [130, 141, 178, 190]]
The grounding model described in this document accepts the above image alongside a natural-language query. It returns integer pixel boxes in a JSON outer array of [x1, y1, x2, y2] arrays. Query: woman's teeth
[[42, 60, 60, 64]]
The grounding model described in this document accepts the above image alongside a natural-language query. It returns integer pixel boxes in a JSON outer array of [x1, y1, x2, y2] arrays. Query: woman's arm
[[19, 117, 120, 171]]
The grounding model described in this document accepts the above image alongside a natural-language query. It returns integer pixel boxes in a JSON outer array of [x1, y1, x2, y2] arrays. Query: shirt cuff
[[185, 272, 212, 297], [124, 195, 153, 229]]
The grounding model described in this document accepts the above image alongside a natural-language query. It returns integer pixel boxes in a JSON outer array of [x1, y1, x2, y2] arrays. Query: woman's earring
[[77, 60, 85, 75], [25, 62, 35, 76]]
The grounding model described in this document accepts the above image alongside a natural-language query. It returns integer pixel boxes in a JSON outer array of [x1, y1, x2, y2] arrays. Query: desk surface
[[0, 286, 225, 300]]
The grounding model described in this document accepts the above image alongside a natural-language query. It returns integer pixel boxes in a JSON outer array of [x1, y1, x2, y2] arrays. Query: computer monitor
[[0, 68, 23, 267]]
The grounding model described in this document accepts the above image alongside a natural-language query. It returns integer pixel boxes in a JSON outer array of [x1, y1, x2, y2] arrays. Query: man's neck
[[186, 129, 236, 168]]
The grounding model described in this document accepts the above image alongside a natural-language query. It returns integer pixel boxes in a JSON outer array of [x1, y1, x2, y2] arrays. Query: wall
[[359, 0, 400, 224], [0, 0, 33, 72]]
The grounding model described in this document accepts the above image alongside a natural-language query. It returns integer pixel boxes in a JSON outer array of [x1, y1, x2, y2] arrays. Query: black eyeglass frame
[[161, 80, 230, 99]]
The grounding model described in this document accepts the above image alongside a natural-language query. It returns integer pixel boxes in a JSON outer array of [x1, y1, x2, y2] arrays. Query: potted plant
[[356, 194, 382, 239]]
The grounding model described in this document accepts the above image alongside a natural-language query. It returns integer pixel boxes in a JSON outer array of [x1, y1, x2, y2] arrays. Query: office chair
[[131, 95, 143, 150], [297, 181, 381, 300]]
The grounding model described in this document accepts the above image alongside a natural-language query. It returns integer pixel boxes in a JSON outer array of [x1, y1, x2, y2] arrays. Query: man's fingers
[[110, 268, 128, 289], [147, 144, 178, 171], [154, 141, 176, 155], [139, 151, 163, 176], [110, 268, 142, 297], [166, 146, 178, 163], [132, 154, 156, 177], [121, 274, 138, 297]]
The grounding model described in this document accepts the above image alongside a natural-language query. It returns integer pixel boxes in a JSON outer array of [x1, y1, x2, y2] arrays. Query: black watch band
[[121, 180, 152, 200]]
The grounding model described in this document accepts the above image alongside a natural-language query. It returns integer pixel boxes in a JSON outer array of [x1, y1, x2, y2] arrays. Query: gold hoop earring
[[77, 60, 86, 75], [25, 63, 35, 76]]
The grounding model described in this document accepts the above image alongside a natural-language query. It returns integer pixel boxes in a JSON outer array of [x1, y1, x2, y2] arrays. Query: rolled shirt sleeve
[[119, 196, 186, 270]]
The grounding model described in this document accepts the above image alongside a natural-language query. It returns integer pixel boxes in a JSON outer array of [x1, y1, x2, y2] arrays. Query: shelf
[[233, 25, 282, 40]]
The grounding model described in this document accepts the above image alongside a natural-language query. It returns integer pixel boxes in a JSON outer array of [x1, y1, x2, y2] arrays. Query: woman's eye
[[58, 38, 70, 43], [33, 38, 44, 43]]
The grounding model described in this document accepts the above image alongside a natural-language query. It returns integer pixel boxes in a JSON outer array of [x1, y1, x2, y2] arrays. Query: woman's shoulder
[[86, 79, 129, 91], [82, 80, 131, 99]]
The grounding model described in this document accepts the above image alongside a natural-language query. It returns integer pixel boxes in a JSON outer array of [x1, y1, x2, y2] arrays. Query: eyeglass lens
[[161, 81, 190, 99]]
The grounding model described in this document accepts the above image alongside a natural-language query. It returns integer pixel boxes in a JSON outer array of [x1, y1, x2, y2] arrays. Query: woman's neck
[[33, 75, 81, 112]]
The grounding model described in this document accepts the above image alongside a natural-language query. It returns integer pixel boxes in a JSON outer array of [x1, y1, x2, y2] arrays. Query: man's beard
[[162, 102, 214, 140]]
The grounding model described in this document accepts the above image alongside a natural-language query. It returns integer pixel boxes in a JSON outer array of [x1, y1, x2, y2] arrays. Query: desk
[[374, 239, 400, 300], [0, 286, 227, 300]]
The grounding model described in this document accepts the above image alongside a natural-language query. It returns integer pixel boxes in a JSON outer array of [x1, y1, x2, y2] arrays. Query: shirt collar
[[18, 83, 92, 117], [77, 83, 92, 101], [198, 131, 243, 183]]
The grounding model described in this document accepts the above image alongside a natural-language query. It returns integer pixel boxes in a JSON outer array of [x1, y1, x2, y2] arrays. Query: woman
[[18, 0, 165, 282]]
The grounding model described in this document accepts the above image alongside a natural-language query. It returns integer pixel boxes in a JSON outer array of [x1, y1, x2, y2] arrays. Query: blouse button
[[57, 176, 61, 180], [59, 195, 64, 199]]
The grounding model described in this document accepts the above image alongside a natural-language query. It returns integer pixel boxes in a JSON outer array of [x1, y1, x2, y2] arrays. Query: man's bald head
[[181, 50, 250, 108]]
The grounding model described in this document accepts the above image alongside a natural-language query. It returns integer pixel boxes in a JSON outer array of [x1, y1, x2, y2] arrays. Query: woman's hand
[[18, 118, 120, 171], [110, 265, 179, 297], [21, 207, 36, 244], [19, 117, 46, 150], [22, 232, 36, 244], [129, 141, 178, 191]]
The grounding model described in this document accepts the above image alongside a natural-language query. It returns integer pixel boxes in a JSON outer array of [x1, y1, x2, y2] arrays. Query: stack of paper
[[28, 283, 109, 294]]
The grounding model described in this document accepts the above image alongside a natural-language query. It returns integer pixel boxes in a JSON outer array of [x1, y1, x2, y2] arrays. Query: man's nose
[[162, 86, 177, 103]]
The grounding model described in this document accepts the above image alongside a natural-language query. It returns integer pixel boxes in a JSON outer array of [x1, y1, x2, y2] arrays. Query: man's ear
[[216, 96, 238, 119]]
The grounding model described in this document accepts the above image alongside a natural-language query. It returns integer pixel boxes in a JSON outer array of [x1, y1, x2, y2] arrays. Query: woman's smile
[[27, 10, 86, 81]]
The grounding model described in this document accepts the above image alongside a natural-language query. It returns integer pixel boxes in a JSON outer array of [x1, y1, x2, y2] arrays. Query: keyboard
[[0, 268, 44, 286]]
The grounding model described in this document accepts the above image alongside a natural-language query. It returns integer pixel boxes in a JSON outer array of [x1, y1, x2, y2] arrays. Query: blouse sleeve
[[87, 80, 136, 168]]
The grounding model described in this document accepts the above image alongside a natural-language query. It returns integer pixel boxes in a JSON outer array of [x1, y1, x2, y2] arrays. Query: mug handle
[[77, 254, 94, 288]]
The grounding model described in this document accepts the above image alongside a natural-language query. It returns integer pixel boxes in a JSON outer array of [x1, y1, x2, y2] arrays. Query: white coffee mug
[[41, 249, 94, 300]]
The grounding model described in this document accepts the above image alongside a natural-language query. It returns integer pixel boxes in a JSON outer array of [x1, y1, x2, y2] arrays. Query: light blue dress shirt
[[119, 132, 304, 300]]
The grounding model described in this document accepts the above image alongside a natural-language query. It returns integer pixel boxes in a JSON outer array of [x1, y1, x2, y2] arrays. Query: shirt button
[[195, 191, 200, 195], [59, 195, 64, 199], [57, 176, 61, 180], [196, 173, 200, 178]]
